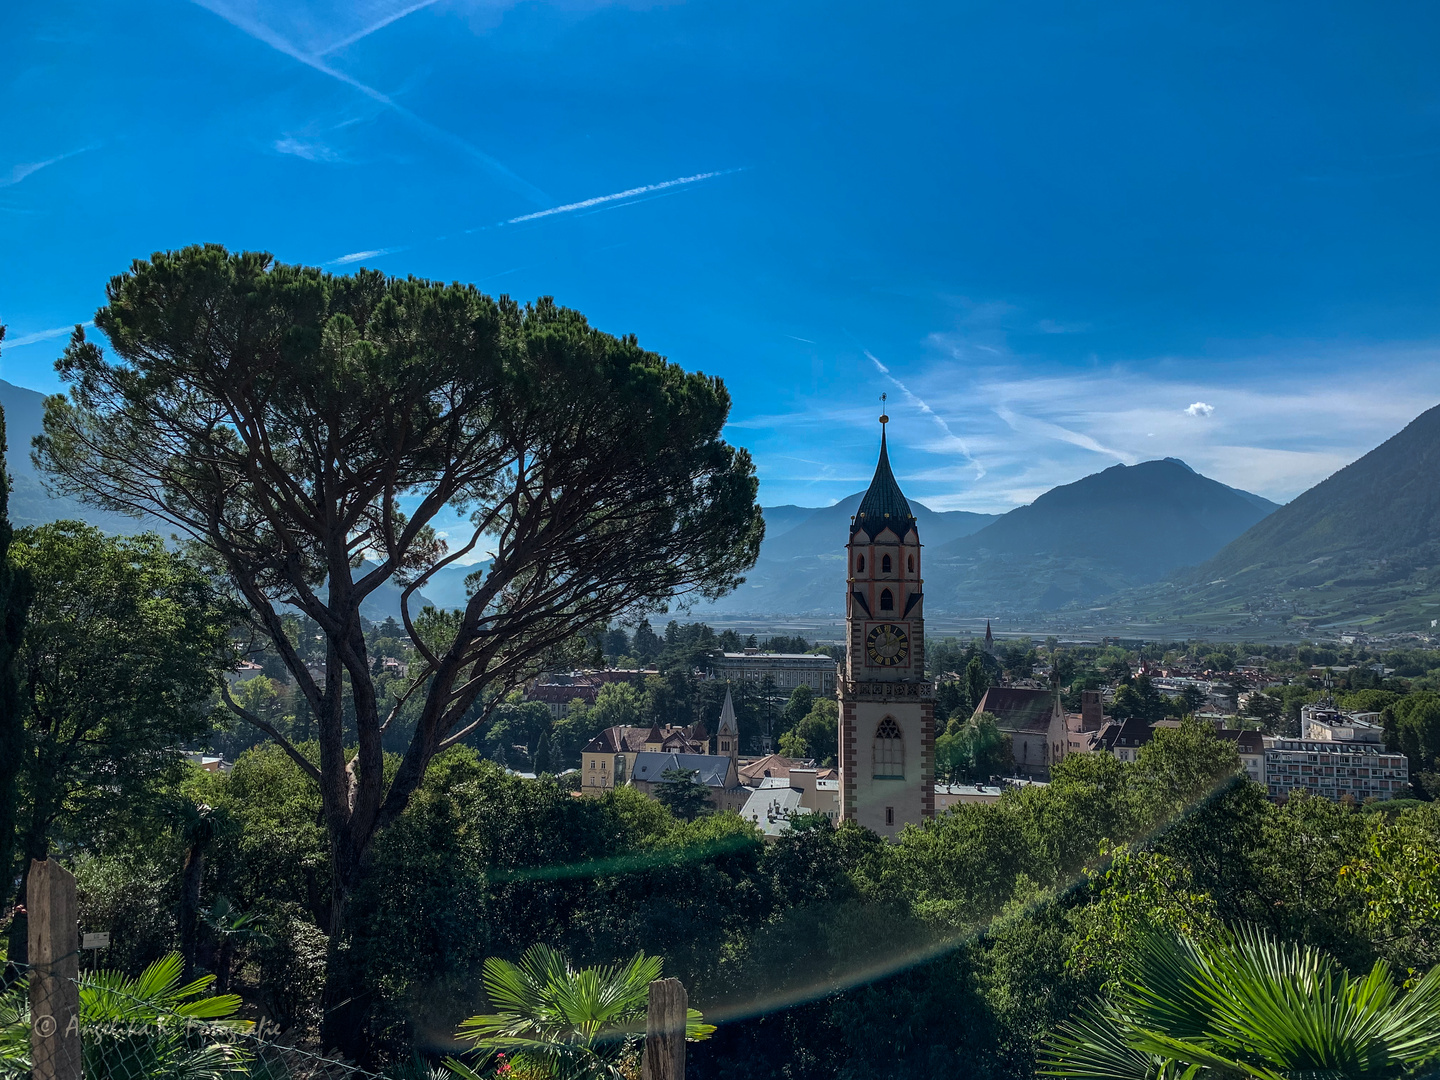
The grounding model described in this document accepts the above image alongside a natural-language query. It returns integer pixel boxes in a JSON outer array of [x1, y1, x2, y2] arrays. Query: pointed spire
[[717, 685, 738, 735], [853, 419, 916, 540]]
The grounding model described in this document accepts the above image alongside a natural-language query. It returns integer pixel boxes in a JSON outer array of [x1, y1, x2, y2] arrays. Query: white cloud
[[1185, 401, 1215, 417], [273, 136, 344, 162], [326, 248, 402, 265], [742, 335, 1440, 514]]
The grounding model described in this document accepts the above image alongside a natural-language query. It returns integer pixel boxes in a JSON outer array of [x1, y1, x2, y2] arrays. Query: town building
[[579, 720, 710, 793], [629, 751, 749, 812], [739, 767, 841, 838], [837, 410, 935, 837], [1262, 736, 1408, 802], [1301, 703, 1386, 743], [709, 651, 838, 696], [526, 669, 658, 717], [972, 686, 1063, 779], [738, 753, 836, 787]]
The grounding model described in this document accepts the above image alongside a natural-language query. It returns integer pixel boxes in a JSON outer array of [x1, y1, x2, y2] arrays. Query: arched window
[[880, 588, 894, 610], [874, 716, 903, 778], [881, 554, 892, 573], [857, 554, 865, 572], [907, 554, 914, 572]]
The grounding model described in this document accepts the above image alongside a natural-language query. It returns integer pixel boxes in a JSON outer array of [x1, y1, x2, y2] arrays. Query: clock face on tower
[[866, 622, 910, 667]]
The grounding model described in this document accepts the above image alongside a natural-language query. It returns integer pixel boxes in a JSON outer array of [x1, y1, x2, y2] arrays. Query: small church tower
[[837, 407, 935, 837], [716, 685, 739, 761]]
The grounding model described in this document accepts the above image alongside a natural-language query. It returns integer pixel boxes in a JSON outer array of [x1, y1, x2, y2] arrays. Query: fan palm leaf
[[0, 952, 251, 1080], [1041, 926, 1440, 1080], [454, 946, 712, 1080]]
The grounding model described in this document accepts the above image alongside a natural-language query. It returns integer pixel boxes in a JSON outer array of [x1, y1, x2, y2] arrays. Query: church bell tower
[[838, 405, 935, 836]]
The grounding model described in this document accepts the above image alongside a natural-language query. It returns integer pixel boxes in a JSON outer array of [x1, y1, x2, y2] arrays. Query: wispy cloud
[[1, 144, 97, 189], [3, 321, 94, 348], [273, 136, 344, 163], [189, 0, 549, 205], [742, 326, 1440, 514], [326, 248, 404, 265], [315, 0, 444, 55], [992, 404, 1132, 463], [864, 348, 985, 479]]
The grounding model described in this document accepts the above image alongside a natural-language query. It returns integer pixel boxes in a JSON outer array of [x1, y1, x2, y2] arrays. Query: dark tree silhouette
[[37, 246, 763, 1058]]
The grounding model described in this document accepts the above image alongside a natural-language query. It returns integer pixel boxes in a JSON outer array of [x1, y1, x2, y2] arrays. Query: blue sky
[[3, 0, 1440, 516]]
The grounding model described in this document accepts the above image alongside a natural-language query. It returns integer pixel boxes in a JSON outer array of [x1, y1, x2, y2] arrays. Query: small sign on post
[[28, 859, 81, 1080], [642, 977, 687, 1080], [81, 932, 109, 950]]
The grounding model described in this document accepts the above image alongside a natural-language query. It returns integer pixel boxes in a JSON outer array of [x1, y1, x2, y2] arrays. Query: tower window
[[880, 588, 894, 610], [857, 554, 865, 572], [885, 807, 895, 827], [882, 554, 892, 573], [874, 717, 903, 779], [907, 554, 914, 572]]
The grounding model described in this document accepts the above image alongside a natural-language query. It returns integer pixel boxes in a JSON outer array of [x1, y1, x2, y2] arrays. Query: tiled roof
[[738, 753, 813, 784], [630, 752, 735, 788], [975, 687, 1056, 733]]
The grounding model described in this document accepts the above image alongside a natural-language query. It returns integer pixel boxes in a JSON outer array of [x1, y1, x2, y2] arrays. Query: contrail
[[487, 169, 743, 229], [1, 145, 98, 189], [4, 321, 94, 347], [865, 349, 985, 479], [189, 0, 550, 206], [993, 405, 1131, 463], [315, 0, 444, 55], [325, 168, 742, 266]]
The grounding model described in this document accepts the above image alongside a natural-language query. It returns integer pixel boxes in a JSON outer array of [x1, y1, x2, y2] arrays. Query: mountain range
[[8, 367, 1440, 634], [704, 458, 1278, 616], [1117, 402, 1440, 634]]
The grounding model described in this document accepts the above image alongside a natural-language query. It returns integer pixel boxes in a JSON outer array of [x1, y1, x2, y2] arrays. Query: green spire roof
[[853, 429, 916, 540]]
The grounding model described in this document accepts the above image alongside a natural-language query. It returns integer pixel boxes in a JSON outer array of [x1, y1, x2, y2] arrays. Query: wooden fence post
[[641, 977, 686, 1080], [28, 859, 81, 1080]]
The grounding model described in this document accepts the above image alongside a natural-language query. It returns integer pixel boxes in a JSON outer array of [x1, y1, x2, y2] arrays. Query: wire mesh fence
[[1, 954, 407, 1080]]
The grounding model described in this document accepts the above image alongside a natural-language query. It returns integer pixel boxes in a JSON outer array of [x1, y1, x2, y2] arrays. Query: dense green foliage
[[33, 712, 1440, 1078], [0, 326, 32, 910], [3, 523, 233, 964]]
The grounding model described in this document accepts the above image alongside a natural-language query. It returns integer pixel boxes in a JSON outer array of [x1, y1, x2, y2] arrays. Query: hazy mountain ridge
[[1107, 402, 1440, 634], [700, 496, 999, 614], [925, 459, 1279, 613], [0, 379, 435, 621]]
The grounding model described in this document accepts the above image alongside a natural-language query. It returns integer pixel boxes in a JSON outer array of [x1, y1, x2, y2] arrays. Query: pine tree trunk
[[319, 844, 370, 1063]]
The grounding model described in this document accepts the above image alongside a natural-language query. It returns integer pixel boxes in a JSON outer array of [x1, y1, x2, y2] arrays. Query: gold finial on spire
[[879, 391, 889, 427]]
